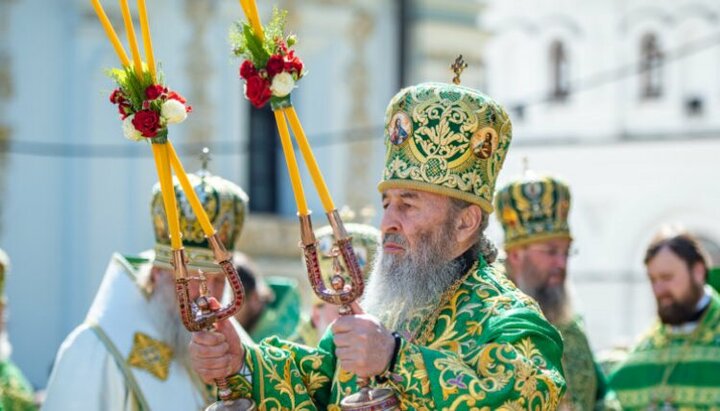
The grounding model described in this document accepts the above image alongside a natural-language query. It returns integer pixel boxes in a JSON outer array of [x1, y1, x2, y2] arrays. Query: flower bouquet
[[108, 68, 192, 142], [90, 2, 251, 407], [231, 8, 306, 109]]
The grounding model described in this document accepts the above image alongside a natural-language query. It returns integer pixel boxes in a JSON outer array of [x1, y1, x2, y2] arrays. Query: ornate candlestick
[[300, 211, 399, 411], [178, 248, 256, 411]]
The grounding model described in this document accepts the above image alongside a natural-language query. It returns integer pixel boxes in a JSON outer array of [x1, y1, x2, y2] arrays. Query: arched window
[[640, 33, 663, 99], [550, 40, 569, 101]]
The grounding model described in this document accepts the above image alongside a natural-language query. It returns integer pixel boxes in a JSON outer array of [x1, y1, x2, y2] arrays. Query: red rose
[[275, 39, 288, 54], [109, 89, 125, 104], [285, 56, 303, 75], [266, 54, 285, 77], [239, 60, 257, 79], [132, 109, 161, 137], [244, 75, 271, 108], [118, 103, 132, 119], [167, 91, 187, 104], [145, 84, 165, 100]]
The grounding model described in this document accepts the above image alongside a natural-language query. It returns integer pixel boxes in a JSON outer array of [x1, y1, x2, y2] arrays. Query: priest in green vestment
[[0, 249, 36, 411], [609, 229, 720, 410], [496, 173, 620, 411], [189, 81, 567, 410]]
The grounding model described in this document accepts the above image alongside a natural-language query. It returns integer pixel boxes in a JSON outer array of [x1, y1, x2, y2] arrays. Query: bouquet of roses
[[231, 8, 305, 109], [108, 67, 192, 142]]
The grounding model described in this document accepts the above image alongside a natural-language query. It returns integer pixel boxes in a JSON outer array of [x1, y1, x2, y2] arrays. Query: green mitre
[[151, 170, 249, 271], [495, 173, 572, 250], [378, 82, 513, 213]]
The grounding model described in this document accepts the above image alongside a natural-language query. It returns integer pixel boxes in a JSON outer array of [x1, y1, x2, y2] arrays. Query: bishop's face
[[511, 238, 571, 293], [379, 188, 457, 264], [647, 247, 705, 325]]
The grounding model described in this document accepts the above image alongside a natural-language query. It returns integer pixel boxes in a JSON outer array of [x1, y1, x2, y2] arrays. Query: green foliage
[[107, 66, 158, 111], [264, 7, 288, 45], [244, 23, 270, 67], [229, 6, 296, 67]]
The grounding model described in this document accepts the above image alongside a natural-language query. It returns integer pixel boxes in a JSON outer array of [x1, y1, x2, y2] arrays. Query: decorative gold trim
[[624, 345, 720, 366], [127, 332, 173, 381], [154, 243, 219, 271], [504, 233, 573, 251], [378, 179, 494, 213], [617, 385, 720, 408]]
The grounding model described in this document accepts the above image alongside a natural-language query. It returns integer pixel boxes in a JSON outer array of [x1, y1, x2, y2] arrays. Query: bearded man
[[43, 169, 249, 411], [189, 82, 566, 409], [496, 173, 620, 410], [609, 229, 720, 410]]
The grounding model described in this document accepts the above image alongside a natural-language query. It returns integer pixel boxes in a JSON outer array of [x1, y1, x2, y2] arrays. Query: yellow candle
[[285, 107, 335, 213], [136, 0, 156, 82], [275, 110, 309, 216], [151, 143, 183, 249], [90, 0, 131, 67], [119, 0, 144, 77], [239, 0, 264, 39], [167, 142, 216, 237]]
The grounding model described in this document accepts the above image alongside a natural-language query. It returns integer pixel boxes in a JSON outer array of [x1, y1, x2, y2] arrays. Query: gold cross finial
[[450, 55, 468, 85], [199, 147, 211, 173]]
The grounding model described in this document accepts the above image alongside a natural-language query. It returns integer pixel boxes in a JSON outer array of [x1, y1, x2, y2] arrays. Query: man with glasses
[[496, 173, 619, 410]]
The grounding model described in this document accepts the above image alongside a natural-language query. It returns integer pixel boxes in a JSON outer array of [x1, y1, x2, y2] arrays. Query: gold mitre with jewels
[[378, 80, 513, 212], [312, 222, 380, 305], [495, 172, 572, 250], [151, 170, 249, 271]]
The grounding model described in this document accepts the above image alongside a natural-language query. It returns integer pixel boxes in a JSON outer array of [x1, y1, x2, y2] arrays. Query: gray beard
[[148, 275, 191, 363], [361, 230, 467, 335], [516, 277, 573, 325]]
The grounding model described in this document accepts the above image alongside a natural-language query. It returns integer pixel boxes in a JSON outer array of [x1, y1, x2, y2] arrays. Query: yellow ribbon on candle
[[90, 0, 131, 67], [136, 0, 156, 82], [166, 142, 216, 238], [119, 0, 144, 77], [284, 107, 335, 213], [275, 110, 309, 216], [151, 143, 183, 250]]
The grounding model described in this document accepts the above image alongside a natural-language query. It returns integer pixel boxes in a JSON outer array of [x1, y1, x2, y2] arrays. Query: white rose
[[122, 114, 143, 141], [270, 72, 295, 97], [161, 99, 188, 124]]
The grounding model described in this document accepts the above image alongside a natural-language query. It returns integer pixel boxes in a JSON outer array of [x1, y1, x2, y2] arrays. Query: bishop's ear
[[454, 204, 483, 244]]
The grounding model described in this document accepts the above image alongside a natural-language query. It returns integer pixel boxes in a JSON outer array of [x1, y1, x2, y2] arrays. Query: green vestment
[[0, 359, 36, 411], [609, 288, 720, 410], [250, 277, 302, 342], [556, 318, 620, 410], [230, 257, 566, 410]]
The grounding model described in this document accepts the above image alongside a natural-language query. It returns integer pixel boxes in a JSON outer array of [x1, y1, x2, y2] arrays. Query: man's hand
[[331, 303, 395, 378], [189, 311, 244, 384]]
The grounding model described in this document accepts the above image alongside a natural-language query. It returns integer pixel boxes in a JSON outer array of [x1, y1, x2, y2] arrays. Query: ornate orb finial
[[450, 54, 468, 85]]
